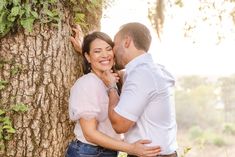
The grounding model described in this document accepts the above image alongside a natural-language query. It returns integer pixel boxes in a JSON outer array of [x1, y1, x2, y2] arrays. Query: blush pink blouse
[[69, 73, 121, 145]]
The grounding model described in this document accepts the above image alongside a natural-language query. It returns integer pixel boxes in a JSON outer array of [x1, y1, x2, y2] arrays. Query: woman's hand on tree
[[70, 25, 83, 54]]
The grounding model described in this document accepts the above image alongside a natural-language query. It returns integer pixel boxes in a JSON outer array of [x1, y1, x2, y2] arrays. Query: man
[[101, 22, 178, 157]]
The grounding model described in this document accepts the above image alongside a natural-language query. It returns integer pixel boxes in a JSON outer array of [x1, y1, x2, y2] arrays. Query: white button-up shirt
[[114, 53, 178, 154]]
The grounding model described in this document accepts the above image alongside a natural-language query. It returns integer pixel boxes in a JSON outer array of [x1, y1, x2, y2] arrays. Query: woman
[[66, 28, 161, 157]]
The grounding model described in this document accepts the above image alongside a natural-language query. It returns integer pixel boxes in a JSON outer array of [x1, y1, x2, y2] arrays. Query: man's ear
[[84, 52, 91, 63], [124, 35, 131, 48]]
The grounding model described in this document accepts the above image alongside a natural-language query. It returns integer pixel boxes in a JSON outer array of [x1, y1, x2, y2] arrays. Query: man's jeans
[[65, 140, 118, 157]]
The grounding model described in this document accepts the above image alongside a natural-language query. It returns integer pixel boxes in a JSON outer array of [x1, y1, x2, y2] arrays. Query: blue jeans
[[65, 140, 118, 157]]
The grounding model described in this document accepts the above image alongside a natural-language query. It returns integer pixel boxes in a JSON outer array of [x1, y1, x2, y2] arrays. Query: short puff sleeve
[[69, 76, 102, 121]]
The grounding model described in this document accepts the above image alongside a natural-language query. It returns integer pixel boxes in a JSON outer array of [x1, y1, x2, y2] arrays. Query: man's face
[[113, 34, 125, 70]]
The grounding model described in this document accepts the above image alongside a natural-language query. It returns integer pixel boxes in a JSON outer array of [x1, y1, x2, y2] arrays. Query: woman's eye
[[94, 50, 101, 53]]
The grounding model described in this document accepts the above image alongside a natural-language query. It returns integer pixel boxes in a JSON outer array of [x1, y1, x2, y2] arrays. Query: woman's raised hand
[[70, 25, 83, 54]]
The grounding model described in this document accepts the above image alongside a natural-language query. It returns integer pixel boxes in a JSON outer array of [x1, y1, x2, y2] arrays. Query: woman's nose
[[101, 51, 109, 57]]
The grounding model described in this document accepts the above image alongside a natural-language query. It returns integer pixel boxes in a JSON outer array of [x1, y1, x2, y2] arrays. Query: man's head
[[113, 22, 152, 69]]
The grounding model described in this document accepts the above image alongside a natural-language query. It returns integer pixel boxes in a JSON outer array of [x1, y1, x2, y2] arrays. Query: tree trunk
[[0, 6, 84, 157]]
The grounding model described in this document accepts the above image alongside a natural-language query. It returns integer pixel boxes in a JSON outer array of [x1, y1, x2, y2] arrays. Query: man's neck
[[126, 50, 146, 65]]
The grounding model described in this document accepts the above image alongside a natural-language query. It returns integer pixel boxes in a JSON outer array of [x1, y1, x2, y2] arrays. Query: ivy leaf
[[45, 9, 54, 17], [3, 134, 11, 140], [0, 10, 7, 23], [0, 0, 7, 11], [0, 22, 5, 34], [11, 6, 20, 16], [3, 125, 16, 134], [0, 80, 8, 85], [19, 8, 25, 17], [7, 6, 20, 22], [0, 80, 8, 90], [13, 0, 20, 5], [7, 16, 16, 22], [24, 3, 31, 17], [0, 109, 5, 116], [31, 11, 38, 19], [20, 18, 35, 32], [32, 0, 39, 3], [11, 103, 28, 112], [75, 13, 85, 23], [1, 117, 12, 126]]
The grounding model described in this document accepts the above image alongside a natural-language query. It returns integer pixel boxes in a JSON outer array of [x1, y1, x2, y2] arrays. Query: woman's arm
[[79, 118, 161, 157]]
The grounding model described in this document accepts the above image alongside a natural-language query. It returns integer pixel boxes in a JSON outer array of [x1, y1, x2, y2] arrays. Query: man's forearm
[[107, 89, 123, 133], [108, 88, 119, 120], [107, 88, 135, 133]]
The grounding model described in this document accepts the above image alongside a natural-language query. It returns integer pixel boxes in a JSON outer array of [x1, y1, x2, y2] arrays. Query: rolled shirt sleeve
[[114, 66, 156, 122]]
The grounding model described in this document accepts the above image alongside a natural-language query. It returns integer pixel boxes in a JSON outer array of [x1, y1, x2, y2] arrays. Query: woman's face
[[85, 38, 114, 76]]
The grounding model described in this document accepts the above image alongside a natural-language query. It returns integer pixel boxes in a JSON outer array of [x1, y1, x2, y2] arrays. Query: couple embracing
[[66, 22, 178, 157]]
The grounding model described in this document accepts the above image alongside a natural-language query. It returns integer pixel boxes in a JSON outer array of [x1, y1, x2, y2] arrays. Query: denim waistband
[[74, 139, 116, 153]]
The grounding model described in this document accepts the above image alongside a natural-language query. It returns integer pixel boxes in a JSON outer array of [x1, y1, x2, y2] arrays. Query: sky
[[101, 0, 235, 77]]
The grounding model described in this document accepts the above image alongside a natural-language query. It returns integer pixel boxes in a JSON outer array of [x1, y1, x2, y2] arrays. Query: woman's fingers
[[137, 139, 151, 144], [70, 36, 82, 54], [72, 25, 82, 35], [133, 140, 161, 157], [142, 146, 161, 157], [70, 24, 83, 53]]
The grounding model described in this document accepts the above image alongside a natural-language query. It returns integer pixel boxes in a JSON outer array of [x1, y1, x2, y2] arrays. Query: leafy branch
[[0, 0, 104, 38], [0, 0, 59, 38]]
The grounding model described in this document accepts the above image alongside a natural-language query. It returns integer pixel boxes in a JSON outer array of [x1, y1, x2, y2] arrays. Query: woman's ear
[[84, 52, 91, 63]]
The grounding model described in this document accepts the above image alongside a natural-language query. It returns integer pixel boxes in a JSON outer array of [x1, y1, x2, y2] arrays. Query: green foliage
[[10, 64, 22, 75], [68, 0, 103, 32], [0, 103, 28, 150], [0, 59, 8, 68], [0, 80, 8, 91], [176, 76, 217, 128], [177, 75, 209, 90], [174, 0, 184, 7], [223, 123, 235, 135], [189, 126, 226, 147], [218, 75, 235, 112], [212, 136, 226, 147], [0, 0, 59, 38], [11, 103, 28, 112], [0, 0, 104, 38], [0, 59, 28, 150], [189, 126, 203, 140], [181, 147, 192, 157]]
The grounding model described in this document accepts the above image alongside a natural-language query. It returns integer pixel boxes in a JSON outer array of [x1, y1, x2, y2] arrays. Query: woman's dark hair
[[81, 31, 114, 74]]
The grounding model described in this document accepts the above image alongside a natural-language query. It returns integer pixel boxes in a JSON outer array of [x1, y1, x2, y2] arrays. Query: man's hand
[[70, 25, 83, 54], [101, 70, 119, 88]]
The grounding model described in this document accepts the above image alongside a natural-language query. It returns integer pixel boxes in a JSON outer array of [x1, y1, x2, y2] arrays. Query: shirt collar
[[125, 53, 153, 73]]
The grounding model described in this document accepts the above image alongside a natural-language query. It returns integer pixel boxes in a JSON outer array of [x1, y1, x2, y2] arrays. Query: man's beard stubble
[[113, 57, 124, 70]]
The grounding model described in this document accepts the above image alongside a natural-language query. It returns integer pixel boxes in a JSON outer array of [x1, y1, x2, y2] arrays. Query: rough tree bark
[[0, 1, 101, 157]]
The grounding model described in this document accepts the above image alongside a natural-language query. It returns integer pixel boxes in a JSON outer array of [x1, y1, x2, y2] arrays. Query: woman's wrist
[[106, 84, 118, 93]]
